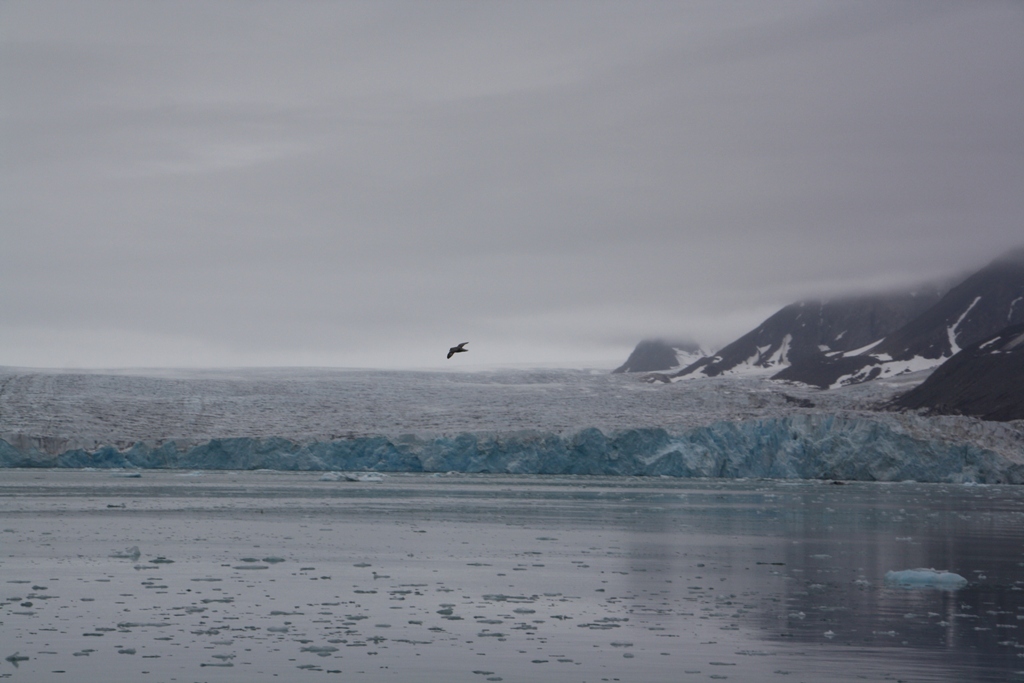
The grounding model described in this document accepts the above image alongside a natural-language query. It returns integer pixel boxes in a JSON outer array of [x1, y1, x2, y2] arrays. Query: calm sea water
[[1, 471, 1022, 682]]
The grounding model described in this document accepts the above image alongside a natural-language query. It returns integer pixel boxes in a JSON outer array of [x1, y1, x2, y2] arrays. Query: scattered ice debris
[[2, 468, 1021, 682], [884, 569, 968, 590]]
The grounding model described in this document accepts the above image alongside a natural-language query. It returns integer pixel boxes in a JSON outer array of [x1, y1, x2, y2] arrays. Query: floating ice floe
[[884, 568, 968, 590]]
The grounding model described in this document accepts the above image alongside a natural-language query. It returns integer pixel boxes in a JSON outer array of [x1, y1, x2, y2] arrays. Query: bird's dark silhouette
[[447, 342, 469, 359]]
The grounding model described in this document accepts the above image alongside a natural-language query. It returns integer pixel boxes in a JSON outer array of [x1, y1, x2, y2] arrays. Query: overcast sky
[[2, 1, 1022, 369]]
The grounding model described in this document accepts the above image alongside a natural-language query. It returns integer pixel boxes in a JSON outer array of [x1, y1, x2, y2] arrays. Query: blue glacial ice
[[2, 414, 1021, 483], [884, 569, 969, 590]]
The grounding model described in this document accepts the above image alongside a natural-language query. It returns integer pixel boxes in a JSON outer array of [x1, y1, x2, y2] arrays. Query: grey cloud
[[2, 1, 1022, 368]]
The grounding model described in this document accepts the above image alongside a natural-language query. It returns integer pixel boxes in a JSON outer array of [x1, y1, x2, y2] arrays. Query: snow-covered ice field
[[2, 471, 1024, 682], [0, 365, 984, 442]]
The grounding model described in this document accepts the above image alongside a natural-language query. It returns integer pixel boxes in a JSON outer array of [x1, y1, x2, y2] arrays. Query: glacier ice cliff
[[2, 414, 1021, 484]]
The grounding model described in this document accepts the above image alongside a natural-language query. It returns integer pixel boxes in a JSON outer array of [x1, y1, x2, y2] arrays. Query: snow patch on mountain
[[1010, 296, 1023, 322], [829, 355, 941, 389], [947, 295, 982, 355]]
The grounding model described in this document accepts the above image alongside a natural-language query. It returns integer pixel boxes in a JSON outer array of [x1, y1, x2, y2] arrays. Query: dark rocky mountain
[[613, 339, 702, 373], [670, 287, 945, 380], [875, 247, 1024, 359], [621, 246, 1024, 397], [777, 247, 1024, 387], [890, 323, 1024, 421]]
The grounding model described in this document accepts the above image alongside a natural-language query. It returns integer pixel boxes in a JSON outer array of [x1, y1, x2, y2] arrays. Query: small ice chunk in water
[[884, 568, 968, 590], [110, 546, 142, 560], [322, 472, 388, 482]]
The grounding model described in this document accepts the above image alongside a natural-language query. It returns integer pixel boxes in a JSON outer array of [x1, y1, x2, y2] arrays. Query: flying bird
[[447, 342, 469, 359]]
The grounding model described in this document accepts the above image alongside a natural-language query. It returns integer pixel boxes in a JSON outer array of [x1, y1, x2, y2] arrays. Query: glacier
[[1, 366, 1021, 483], [2, 414, 1021, 484]]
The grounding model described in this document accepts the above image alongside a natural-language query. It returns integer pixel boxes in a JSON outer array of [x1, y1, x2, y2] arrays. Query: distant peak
[[613, 338, 703, 374]]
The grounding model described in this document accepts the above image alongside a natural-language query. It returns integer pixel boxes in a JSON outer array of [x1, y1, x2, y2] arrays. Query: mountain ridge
[[665, 285, 947, 381], [777, 247, 1024, 387], [618, 247, 1024, 408]]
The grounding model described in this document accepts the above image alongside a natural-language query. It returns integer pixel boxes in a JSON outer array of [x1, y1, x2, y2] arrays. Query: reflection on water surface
[[1, 471, 1022, 682]]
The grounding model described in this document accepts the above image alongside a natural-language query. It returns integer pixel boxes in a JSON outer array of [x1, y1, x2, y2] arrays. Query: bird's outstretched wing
[[447, 342, 469, 359]]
